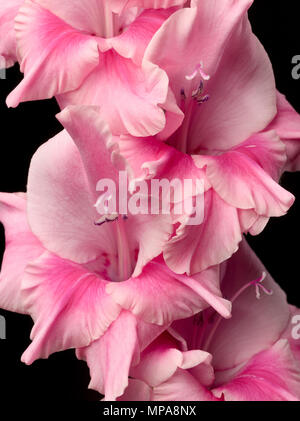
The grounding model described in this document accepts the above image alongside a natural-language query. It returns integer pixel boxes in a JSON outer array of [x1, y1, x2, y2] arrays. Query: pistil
[[114, 216, 133, 282], [175, 62, 210, 154], [98, 3, 119, 38]]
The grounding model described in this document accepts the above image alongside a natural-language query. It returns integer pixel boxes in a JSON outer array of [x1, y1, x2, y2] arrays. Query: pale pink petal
[[238, 209, 258, 233], [157, 87, 184, 140], [76, 311, 139, 401], [6, 1, 99, 107], [248, 215, 270, 236], [21, 252, 121, 365], [56, 106, 122, 191], [118, 379, 152, 401], [108, 8, 174, 65], [203, 135, 294, 217], [120, 134, 207, 187], [136, 319, 167, 352], [58, 53, 168, 137], [27, 129, 116, 264], [164, 189, 242, 275], [238, 209, 269, 236], [110, 0, 185, 13], [187, 15, 276, 152], [267, 92, 300, 172], [119, 135, 208, 228], [131, 332, 213, 388], [106, 259, 231, 325], [0, 193, 43, 313], [237, 131, 287, 181], [57, 105, 173, 276], [207, 239, 290, 374], [153, 368, 218, 401], [35, 0, 115, 36], [0, 0, 23, 67], [213, 340, 300, 401], [127, 214, 173, 277], [145, 0, 276, 151], [268, 93, 300, 141]]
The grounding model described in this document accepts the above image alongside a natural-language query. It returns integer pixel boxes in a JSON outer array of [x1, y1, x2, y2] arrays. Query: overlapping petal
[[206, 239, 291, 373], [145, 0, 276, 151], [0, 193, 43, 313], [27, 129, 115, 265], [164, 189, 242, 275], [213, 340, 300, 401], [110, 0, 185, 13], [57, 106, 173, 275], [57, 54, 168, 137], [200, 133, 294, 217], [76, 310, 139, 401], [0, 0, 23, 67], [267, 92, 300, 172], [21, 251, 121, 365], [6, 0, 100, 107], [106, 259, 231, 325], [7, 0, 175, 137]]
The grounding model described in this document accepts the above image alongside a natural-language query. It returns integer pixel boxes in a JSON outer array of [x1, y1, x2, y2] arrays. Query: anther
[[180, 88, 186, 99]]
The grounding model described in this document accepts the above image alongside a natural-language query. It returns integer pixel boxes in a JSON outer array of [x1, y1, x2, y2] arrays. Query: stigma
[[181, 62, 211, 106]]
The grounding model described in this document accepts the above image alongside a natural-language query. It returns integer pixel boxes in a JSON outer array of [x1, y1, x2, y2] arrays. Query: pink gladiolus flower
[[0, 0, 23, 67], [5, 0, 183, 137], [0, 0, 298, 403], [117, 0, 296, 275], [118, 240, 300, 401], [0, 106, 232, 400], [119, 130, 294, 275]]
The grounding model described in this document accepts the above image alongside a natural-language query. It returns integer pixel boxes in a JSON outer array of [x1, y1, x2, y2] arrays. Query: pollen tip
[[260, 271, 267, 282]]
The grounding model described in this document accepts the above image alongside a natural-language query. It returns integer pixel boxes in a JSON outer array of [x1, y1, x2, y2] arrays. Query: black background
[[0, 1, 299, 403]]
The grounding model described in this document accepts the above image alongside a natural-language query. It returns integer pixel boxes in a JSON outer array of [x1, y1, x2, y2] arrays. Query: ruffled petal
[[107, 8, 174, 65], [130, 332, 213, 388], [267, 92, 300, 172], [0, 0, 23, 67], [119, 134, 206, 187], [213, 340, 300, 401], [6, 0, 99, 107], [164, 189, 242, 274], [202, 134, 294, 217], [56, 106, 123, 192], [35, 0, 115, 36], [153, 369, 218, 401], [0, 193, 43, 313], [27, 129, 116, 264], [76, 311, 139, 401], [110, 0, 185, 13], [106, 259, 231, 325], [58, 52, 168, 137], [21, 252, 121, 365]]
